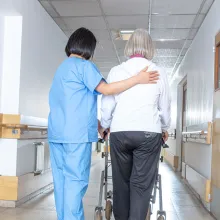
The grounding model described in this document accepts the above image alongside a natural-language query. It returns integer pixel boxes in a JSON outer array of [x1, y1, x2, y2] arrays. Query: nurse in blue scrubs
[[48, 27, 159, 220]]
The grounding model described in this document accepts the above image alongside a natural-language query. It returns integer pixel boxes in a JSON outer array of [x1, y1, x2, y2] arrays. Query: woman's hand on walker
[[98, 121, 104, 138], [136, 66, 159, 84], [163, 131, 169, 142]]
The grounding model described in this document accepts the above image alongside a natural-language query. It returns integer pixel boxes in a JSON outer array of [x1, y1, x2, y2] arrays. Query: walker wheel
[[95, 210, 103, 220], [105, 200, 112, 220], [157, 215, 165, 220], [146, 204, 151, 220]]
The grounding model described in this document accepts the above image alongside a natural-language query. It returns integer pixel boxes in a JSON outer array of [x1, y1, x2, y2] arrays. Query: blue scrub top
[[48, 57, 104, 143]]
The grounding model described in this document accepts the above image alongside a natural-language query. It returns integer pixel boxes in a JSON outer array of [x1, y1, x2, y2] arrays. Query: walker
[[94, 136, 168, 220]]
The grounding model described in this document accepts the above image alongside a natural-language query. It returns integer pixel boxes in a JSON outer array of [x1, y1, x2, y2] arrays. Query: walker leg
[[94, 171, 105, 219], [156, 174, 166, 220]]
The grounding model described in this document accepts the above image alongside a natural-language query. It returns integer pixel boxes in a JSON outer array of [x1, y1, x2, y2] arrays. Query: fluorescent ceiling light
[[119, 30, 134, 41], [120, 30, 134, 34], [119, 30, 184, 42], [156, 39, 184, 42]]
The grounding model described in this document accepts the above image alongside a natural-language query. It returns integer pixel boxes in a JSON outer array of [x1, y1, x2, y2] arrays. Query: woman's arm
[[95, 66, 159, 95], [158, 69, 171, 134], [100, 95, 116, 129]]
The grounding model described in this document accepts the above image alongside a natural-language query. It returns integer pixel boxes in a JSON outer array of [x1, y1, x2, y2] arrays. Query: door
[[181, 82, 187, 163]]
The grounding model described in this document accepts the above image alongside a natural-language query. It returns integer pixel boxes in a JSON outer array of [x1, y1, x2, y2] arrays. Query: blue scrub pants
[[49, 142, 92, 220]]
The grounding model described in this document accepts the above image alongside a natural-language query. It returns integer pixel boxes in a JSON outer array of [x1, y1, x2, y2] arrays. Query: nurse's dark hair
[[65, 27, 97, 60]]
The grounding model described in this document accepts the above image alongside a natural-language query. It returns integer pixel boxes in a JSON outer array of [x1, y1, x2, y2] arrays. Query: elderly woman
[[100, 29, 171, 220]]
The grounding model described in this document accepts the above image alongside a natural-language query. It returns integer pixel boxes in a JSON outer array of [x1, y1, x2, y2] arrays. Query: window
[[215, 32, 220, 90]]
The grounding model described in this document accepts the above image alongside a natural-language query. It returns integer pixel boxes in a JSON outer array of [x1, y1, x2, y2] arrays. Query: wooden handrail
[[0, 123, 47, 139], [0, 123, 47, 130]]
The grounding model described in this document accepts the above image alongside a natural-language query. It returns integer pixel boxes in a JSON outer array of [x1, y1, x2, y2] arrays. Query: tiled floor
[[0, 156, 216, 220]]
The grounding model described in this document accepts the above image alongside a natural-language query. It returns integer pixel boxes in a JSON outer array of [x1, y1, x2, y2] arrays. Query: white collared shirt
[[100, 57, 171, 133]]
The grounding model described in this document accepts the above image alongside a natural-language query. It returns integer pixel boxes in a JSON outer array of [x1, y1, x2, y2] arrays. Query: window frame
[[215, 31, 220, 91]]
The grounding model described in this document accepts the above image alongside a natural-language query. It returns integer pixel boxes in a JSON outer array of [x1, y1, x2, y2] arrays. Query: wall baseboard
[[0, 169, 53, 207], [0, 176, 18, 201], [0, 183, 53, 208], [186, 165, 211, 204], [162, 149, 179, 171], [16, 183, 53, 207]]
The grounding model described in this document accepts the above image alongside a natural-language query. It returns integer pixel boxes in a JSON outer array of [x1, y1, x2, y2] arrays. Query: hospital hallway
[[1, 0, 220, 219], [0, 155, 216, 220]]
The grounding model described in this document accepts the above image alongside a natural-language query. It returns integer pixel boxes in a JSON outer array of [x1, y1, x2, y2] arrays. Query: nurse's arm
[[95, 66, 159, 95]]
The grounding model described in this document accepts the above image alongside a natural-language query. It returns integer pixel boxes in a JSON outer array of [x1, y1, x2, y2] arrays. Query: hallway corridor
[[0, 156, 215, 220]]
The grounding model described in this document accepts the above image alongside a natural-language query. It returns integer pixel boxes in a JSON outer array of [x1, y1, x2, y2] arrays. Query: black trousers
[[110, 131, 162, 220]]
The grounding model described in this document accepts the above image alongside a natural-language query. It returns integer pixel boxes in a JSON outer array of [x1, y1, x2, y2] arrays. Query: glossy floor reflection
[[0, 156, 216, 220]]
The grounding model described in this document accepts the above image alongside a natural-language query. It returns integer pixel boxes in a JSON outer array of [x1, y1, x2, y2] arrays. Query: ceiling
[[39, 0, 214, 79]]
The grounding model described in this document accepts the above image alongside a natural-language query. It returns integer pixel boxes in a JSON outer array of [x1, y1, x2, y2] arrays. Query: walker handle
[[98, 130, 108, 143]]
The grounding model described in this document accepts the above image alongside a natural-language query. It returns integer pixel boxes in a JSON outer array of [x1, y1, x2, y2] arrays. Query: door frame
[[176, 76, 187, 172]]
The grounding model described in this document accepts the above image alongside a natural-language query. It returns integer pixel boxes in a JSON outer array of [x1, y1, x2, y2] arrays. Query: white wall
[[0, 0, 67, 177], [0, 17, 4, 110], [169, 0, 220, 216], [0, 0, 67, 118], [0, 16, 23, 176], [171, 0, 220, 178]]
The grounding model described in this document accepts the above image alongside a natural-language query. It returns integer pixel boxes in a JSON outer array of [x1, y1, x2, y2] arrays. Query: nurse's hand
[[136, 66, 159, 84]]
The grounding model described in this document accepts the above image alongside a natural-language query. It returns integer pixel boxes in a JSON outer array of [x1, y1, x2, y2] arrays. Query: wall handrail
[[182, 130, 207, 135], [0, 123, 48, 139], [182, 122, 212, 145], [0, 123, 47, 130]]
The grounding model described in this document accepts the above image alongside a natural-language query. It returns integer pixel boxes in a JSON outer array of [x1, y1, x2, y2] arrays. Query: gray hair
[[124, 29, 155, 60]]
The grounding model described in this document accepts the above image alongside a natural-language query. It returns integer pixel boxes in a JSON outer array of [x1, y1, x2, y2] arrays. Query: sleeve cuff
[[101, 120, 111, 129], [94, 78, 107, 95]]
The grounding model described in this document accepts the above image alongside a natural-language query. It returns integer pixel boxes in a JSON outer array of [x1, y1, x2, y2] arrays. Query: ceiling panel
[[107, 15, 148, 30], [152, 0, 203, 14], [96, 40, 115, 51], [150, 28, 197, 40], [51, 1, 102, 16], [95, 47, 116, 57], [154, 40, 192, 49], [152, 15, 195, 29], [62, 17, 107, 30], [94, 56, 119, 62], [153, 57, 177, 64], [92, 30, 111, 41], [99, 66, 113, 72], [101, 0, 149, 16], [95, 61, 119, 68], [155, 49, 187, 57], [115, 40, 127, 50]]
